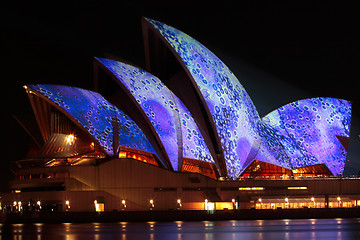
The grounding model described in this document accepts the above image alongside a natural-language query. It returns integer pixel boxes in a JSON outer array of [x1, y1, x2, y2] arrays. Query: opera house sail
[[24, 84, 159, 166], [94, 58, 215, 173], [261, 97, 351, 176], [141, 18, 351, 178]]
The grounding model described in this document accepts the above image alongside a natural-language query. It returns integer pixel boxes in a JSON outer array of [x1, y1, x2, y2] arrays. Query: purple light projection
[[95, 58, 214, 171], [27, 84, 157, 158]]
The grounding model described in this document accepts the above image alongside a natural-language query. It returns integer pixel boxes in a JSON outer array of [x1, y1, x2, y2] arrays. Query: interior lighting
[[94, 200, 104, 212], [238, 187, 264, 191], [287, 187, 307, 190], [66, 134, 75, 145], [253, 165, 261, 172], [204, 199, 215, 211], [118, 151, 127, 158]]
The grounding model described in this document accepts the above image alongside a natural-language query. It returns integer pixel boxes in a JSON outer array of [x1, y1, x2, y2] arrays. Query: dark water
[[1, 218, 360, 240]]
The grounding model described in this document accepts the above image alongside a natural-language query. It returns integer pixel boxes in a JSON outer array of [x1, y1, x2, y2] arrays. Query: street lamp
[[121, 200, 126, 210], [18, 201, 22, 212], [36, 201, 41, 211], [337, 196, 341, 207], [311, 197, 315, 208], [177, 199, 182, 209], [149, 199, 154, 210], [65, 200, 70, 211], [94, 200, 99, 212], [204, 199, 208, 210], [258, 198, 262, 209], [231, 198, 236, 210], [285, 197, 289, 208]]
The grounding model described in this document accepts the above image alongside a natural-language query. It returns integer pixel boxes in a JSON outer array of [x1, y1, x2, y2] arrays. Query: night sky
[[2, 2, 359, 191]]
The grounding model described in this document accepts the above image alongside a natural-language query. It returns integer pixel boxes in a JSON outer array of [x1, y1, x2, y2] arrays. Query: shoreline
[[1, 208, 359, 224]]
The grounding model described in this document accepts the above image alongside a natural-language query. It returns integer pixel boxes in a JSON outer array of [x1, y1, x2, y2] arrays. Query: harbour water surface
[[1, 218, 359, 240]]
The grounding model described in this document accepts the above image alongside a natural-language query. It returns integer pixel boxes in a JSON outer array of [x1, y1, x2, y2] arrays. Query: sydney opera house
[[1, 18, 359, 212]]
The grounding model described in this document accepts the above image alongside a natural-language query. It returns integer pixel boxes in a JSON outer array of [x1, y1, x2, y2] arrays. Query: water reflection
[[0, 218, 359, 240]]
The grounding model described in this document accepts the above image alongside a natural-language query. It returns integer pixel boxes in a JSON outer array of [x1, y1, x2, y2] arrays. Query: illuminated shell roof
[[144, 18, 352, 177], [145, 18, 261, 178], [261, 97, 351, 175], [27, 84, 158, 158], [95, 58, 214, 171]]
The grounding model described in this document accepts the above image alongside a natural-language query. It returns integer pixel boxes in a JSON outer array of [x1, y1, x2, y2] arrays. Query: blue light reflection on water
[[1, 218, 360, 240]]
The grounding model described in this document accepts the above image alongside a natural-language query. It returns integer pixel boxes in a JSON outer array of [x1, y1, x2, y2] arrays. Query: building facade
[[1, 158, 360, 212]]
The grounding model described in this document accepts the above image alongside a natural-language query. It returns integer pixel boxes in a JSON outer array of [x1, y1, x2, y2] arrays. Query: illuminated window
[[205, 202, 214, 210], [287, 187, 307, 190], [94, 200, 104, 212], [204, 199, 215, 211], [118, 151, 127, 158], [118, 147, 159, 166], [181, 158, 217, 179], [238, 187, 264, 191]]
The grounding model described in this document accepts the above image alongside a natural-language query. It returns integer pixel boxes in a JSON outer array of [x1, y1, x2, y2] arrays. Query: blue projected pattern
[[254, 121, 292, 170], [146, 18, 261, 178], [145, 18, 352, 177], [261, 98, 351, 175], [174, 97, 214, 164], [27, 84, 157, 157], [95, 58, 214, 171]]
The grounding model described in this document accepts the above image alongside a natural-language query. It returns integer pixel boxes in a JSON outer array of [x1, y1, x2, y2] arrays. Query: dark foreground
[[1, 208, 360, 224], [1, 218, 360, 240]]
